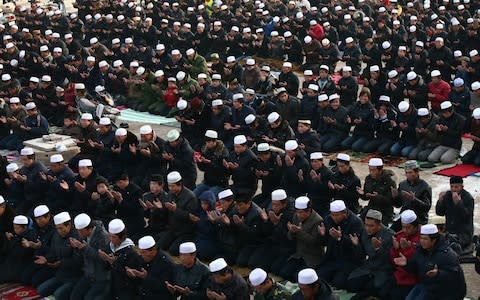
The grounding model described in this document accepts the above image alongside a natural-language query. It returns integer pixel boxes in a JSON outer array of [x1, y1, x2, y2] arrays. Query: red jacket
[[164, 86, 179, 108], [389, 230, 420, 286], [428, 80, 451, 110], [308, 24, 324, 41]]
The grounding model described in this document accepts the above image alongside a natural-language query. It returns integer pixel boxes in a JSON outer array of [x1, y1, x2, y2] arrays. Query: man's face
[[235, 201, 250, 214], [405, 169, 419, 182], [271, 200, 286, 214], [369, 166, 382, 178], [254, 278, 272, 294], [419, 234, 435, 250], [298, 284, 317, 299], [78, 166, 92, 179], [116, 179, 129, 190], [56, 223, 71, 238], [180, 252, 196, 267], [21, 156, 34, 167], [330, 211, 347, 224], [168, 183, 182, 195], [402, 223, 418, 236], [450, 183, 463, 193], [234, 144, 246, 154], [364, 218, 381, 236], [139, 248, 157, 262], [296, 208, 310, 222], [35, 215, 50, 227], [149, 181, 163, 194]]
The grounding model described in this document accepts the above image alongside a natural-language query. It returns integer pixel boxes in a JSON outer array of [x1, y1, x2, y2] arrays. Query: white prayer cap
[[401, 210, 417, 224], [267, 112, 280, 124], [14, 215, 29, 225], [282, 62, 292, 68], [232, 93, 244, 101], [329, 94, 340, 101], [50, 154, 64, 163], [212, 74, 221, 80], [321, 38, 330, 47], [398, 101, 410, 113], [295, 196, 310, 209], [167, 171, 182, 183], [166, 129, 180, 142], [2, 74, 11, 81], [205, 130, 218, 139], [218, 189, 234, 200], [440, 101, 452, 110], [472, 108, 480, 120], [113, 60, 123, 67], [138, 235, 156, 249], [285, 140, 298, 151], [453, 78, 464, 87], [209, 258, 228, 272], [156, 44, 165, 51], [308, 84, 319, 91], [179, 242, 197, 254], [430, 70, 441, 77], [177, 99, 188, 110], [140, 125, 153, 135], [245, 114, 256, 125], [470, 50, 479, 57], [89, 37, 98, 45], [337, 153, 350, 162], [472, 81, 480, 91], [318, 94, 328, 102], [198, 73, 207, 79], [155, 70, 165, 77], [40, 45, 49, 52], [115, 128, 127, 136], [234, 135, 247, 145], [0, 195, 4, 204], [345, 37, 354, 44], [330, 200, 347, 212], [6, 163, 19, 173], [298, 268, 318, 284], [108, 219, 125, 234], [75, 83, 86, 90], [74, 213, 91, 229], [30, 76, 40, 83], [186, 48, 195, 56], [78, 159, 93, 167], [382, 41, 391, 49], [212, 99, 223, 107], [249, 268, 268, 286], [304, 70, 313, 76], [304, 36, 312, 43], [246, 58, 256, 66], [342, 66, 352, 72], [418, 108, 429, 116], [271, 189, 287, 201], [77, 111, 93, 120], [227, 56, 236, 63], [454, 50, 462, 58], [310, 152, 323, 160], [25, 102, 37, 110], [34, 205, 49, 217], [420, 224, 438, 234], [388, 70, 399, 79], [407, 71, 417, 81], [176, 71, 186, 81], [20, 147, 34, 156], [136, 67, 146, 76], [54, 212, 71, 225], [9, 97, 20, 104], [368, 158, 383, 167], [379, 95, 390, 102], [370, 65, 380, 72]]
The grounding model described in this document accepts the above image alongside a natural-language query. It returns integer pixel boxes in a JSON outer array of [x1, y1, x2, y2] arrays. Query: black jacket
[[47, 229, 83, 281], [166, 187, 199, 238], [164, 137, 197, 189], [226, 149, 258, 197], [348, 101, 375, 137], [291, 279, 339, 300], [198, 141, 230, 187], [405, 237, 466, 300], [436, 111, 465, 150], [206, 272, 249, 300], [137, 249, 176, 300], [173, 259, 210, 300]]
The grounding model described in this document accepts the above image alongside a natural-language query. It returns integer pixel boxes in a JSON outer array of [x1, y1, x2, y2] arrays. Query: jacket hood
[[199, 190, 216, 209], [110, 238, 135, 253]]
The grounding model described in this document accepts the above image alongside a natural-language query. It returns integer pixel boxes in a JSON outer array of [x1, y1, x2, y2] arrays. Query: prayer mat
[[433, 164, 480, 178]]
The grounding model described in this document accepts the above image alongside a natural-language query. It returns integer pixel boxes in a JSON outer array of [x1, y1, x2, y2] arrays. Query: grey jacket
[[173, 258, 210, 300], [81, 221, 111, 281], [288, 210, 325, 267]]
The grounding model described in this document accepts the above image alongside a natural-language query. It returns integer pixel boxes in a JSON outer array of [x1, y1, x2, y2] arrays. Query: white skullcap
[[226, 56, 236, 63], [167, 171, 182, 183], [81, 113, 93, 120], [401, 210, 417, 224], [440, 101, 452, 110], [343, 66, 352, 72], [420, 224, 438, 234], [9, 97, 20, 104], [232, 93, 244, 101], [249, 268, 268, 286], [345, 37, 354, 44], [1, 74, 11, 81], [398, 46, 407, 51], [212, 74, 221, 80], [25, 102, 37, 110], [298, 268, 318, 284], [388, 70, 399, 78], [435, 37, 444, 43], [329, 94, 340, 101], [6, 163, 19, 173], [218, 189, 234, 200], [379, 95, 390, 102], [330, 200, 347, 212], [209, 258, 228, 272], [179, 242, 197, 254], [156, 44, 165, 51], [138, 235, 156, 249], [30, 76, 40, 83], [155, 70, 165, 77], [115, 128, 127, 136], [472, 81, 480, 91], [89, 37, 98, 45], [304, 70, 313, 76], [407, 71, 417, 81], [54, 212, 71, 225], [113, 60, 123, 67], [470, 50, 479, 57], [285, 140, 298, 151], [34, 205, 49, 217], [176, 71, 186, 81], [50, 154, 64, 163], [267, 112, 280, 124], [337, 153, 350, 162], [370, 65, 380, 72], [98, 117, 111, 125], [271, 189, 287, 201], [108, 219, 125, 234], [246, 58, 255, 66], [166, 129, 180, 142], [310, 152, 323, 160], [282, 62, 292, 68], [75, 83, 86, 90], [431, 70, 441, 77], [418, 108, 429, 117], [284, 31, 292, 38], [368, 158, 383, 167], [212, 99, 223, 107], [245, 114, 256, 125], [74, 213, 91, 229], [205, 130, 218, 139], [454, 50, 462, 58], [318, 94, 329, 102], [140, 125, 153, 135], [308, 84, 319, 91], [234, 135, 247, 145], [14, 215, 29, 225], [382, 41, 391, 49], [304, 36, 312, 43], [78, 159, 93, 167], [453, 78, 464, 87], [20, 147, 34, 156], [186, 48, 195, 56], [129, 61, 139, 68], [295, 196, 310, 209], [177, 99, 188, 110], [472, 108, 480, 120]]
